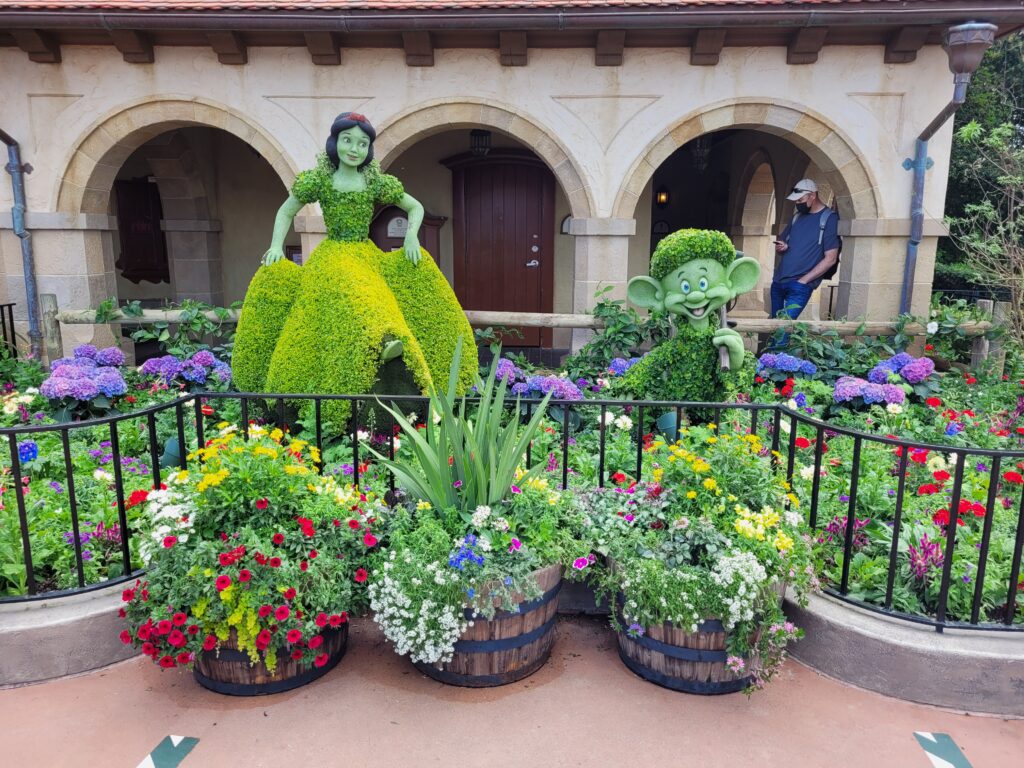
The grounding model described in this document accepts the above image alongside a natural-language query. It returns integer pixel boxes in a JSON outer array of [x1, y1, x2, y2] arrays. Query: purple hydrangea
[[73, 344, 98, 361], [180, 361, 208, 384], [834, 376, 906, 405], [94, 369, 128, 397], [887, 352, 915, 371], [833, 376, 866, 403], [899, 357, 935, 385], [94, 347, 126, 367], [757, 352, 816, 376], [510, 382, 529, 396], [190, 350, 216, 367], [862, 383, 885, 404], [51, 364, 89, 380], [495, 358, 522, 383], [881, 384, 906, 404], [212, 362, 232, 383], [868, 365, 893, 385], [522, 375, 584, 401], [607, 357, 643, 376], [67, 378, 100, 401]]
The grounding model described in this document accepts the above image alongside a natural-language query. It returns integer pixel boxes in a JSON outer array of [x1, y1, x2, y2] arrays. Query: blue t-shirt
[[775, 209, 840, 288]]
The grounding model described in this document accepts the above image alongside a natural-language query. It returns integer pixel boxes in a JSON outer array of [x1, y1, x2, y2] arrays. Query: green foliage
[[563, 286, 671, 381], [649, 228, 736, 279], [96, 296, 241, 360], [622, 323, 720, 402], [0, 346, 46, 390], [370, 340, 552, 515], [782, 322, 895, 384]]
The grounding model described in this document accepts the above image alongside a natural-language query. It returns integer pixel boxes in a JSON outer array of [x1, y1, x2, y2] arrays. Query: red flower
[[218, 553, 235, 566], [272, 533, 285, 545], [300, 560, 309, 572], [354, 568, 368, 584], [201, 405, 214, 416], [269, 557, 282, 568], [137, 625, 152, 641], [314, 653, 329, 668], [297, 517, 316, 537], [924, 344, 934, 352], [122, 588, 135, 602], [329, 612, 347, 627], [933, 470, 951, 483], [308, 635, 324, 649], [167, 630, 186, 648], [187, 624, 200, 635], [309, 550, 318, 559], [158, 655, 176, 668], [118, 608, 126, 618], [932, 508, 964, 527], [965, 376, 977, 385], [142, 642, 156, 656], [274, 605, 290, 621], [215, 574, 232, 591], [256, 498, 269, 511], [315, 612, 329, 627], [238, 569, 252, 582], [119, 630, 132, 645], [176, 652, 192, 665], [255, 629, 272, 650], [156, 620, 172, 635], [611, 472, 626, 485], [172, 612, 187, 626], [255, 552, 268, 565], [292, 649, 304, 660], [162, 535, 178, 548], [347, 519, 360, 530], [126, 489, 149, 508], [286, 629, 302, 643], [283, 587, 297, 600], [909, 449, 929, 464], [755, 375, 765, 384], [1003, 471, 1024, 485], [363, 532, 378, 547], [794, 437, 811, 449], [917, 484, 940, 496], [925, 397, 942, 408], [258, 604, 273, 618]]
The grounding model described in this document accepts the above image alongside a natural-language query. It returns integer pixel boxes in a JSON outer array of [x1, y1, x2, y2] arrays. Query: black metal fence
[[2, 390, 1022, 634]]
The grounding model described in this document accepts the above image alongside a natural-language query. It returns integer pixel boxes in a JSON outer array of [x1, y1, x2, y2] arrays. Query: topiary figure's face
[[659, 259, 732, 322], [336, 126, 372, 169]]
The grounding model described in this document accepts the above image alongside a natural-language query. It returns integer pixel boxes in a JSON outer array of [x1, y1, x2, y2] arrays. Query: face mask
[[796, 202, 811, 215]]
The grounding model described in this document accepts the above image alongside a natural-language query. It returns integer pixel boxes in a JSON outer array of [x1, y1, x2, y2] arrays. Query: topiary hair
[[649, 229, 736, 280], [326, 112, 376, 171]]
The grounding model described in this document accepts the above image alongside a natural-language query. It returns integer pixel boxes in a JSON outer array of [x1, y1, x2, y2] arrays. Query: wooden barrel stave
[[193, 624, 348, 696], [415, 564, 562, 687]]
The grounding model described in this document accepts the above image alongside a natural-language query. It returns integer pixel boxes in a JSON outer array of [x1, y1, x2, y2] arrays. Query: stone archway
[[55, 97, 295, 216], [730, 150, 777, 317], [375, 100, 596, 220]]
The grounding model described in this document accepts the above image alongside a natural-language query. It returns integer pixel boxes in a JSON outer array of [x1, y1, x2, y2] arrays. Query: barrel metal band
[[453, 611, 558, 653], [618, 647, 750, 695], [193, 643, 347, 696], [464, 580, 563, 621]]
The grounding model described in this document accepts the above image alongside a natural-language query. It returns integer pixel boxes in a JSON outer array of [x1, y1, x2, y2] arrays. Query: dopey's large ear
[[627, 276, 665, 312], [726, 257, 761, 296]]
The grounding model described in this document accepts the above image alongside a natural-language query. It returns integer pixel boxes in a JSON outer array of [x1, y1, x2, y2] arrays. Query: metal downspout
[[899, 22, 997, 315], [0, 129, 43, 359]]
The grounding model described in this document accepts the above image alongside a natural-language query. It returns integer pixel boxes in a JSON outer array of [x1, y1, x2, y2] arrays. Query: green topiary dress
[[233, 155, 476, 425]]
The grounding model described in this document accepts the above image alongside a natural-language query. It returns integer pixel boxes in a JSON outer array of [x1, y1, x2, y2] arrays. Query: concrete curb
[[0, 582, 136, 687], [784, 592, 1024, 716]]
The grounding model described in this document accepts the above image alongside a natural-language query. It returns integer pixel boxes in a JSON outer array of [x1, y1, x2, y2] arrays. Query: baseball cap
[[786, 179, 818, 201]]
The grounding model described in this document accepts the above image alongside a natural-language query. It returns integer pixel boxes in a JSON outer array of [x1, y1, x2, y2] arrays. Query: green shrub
[[649, 229, 736, 280]]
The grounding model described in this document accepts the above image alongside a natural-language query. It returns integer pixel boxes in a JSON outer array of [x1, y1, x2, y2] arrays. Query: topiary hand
[[403, 234, 422, 266], [712, 327, 745, 371], [262, 247, 286, 266]]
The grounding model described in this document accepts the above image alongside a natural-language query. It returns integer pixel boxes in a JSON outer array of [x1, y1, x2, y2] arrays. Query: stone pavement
[[2, 616, 1021, 767]]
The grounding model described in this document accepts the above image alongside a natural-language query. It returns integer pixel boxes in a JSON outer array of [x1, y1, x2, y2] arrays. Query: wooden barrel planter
[[413, 564, 562, 687], [193, 625, 348, 696], [616, 614, 751, 695]]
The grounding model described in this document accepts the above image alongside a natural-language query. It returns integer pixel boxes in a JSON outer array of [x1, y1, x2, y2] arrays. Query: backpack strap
[[817, 209, 833, 247]]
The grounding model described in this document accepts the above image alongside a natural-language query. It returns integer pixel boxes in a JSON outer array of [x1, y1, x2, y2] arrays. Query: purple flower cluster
[[756, 352, 817, 376], [869, 354, 935, 386], [448, 534, 486, 570], [495, 358, 523, 383], [140, 351, 231, 386], [833, 376, 905, 405], [908, 535, 943, 580], [607, 357, 643, 377], [510, 375, 584, 401], [41, 344, 127, 401], [817, 515, 871, 549]]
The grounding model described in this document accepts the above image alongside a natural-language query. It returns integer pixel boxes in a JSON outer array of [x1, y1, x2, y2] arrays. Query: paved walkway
[[2, 616, 1021, 767]]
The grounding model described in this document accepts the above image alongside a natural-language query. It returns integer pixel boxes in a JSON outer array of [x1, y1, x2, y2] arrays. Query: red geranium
[[610, 472, 627, 485], [909, 449, 929, 464], [272, 533, 285, 545], [917, 484, 940, 496], [126, 489, 149, 508], [274, 605, 290, 621], [215, 574, 232, 591], [309, 550, 318, 559], [218, 553, 235, 566], [925, 397, 942, 408], [171, 612, 187, 626], [933, 470, 951, 483], [256, 497, 269, 511], [354, 568, 368, 584], [201, 405, 214, 416], [1003, 471, 1024, 485], [297, 517, 316, 537], [286, 629, 302, 644], [932, 508, 965, 527], [794, 437, 811, 449]]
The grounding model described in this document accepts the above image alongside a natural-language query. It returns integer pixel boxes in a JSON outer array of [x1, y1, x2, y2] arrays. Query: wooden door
[[114, 178, 170, 284], [447, 151, 555, 347]]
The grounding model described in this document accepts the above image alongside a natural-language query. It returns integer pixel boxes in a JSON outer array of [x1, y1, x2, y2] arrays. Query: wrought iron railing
[[1, 391, 1021, 634]]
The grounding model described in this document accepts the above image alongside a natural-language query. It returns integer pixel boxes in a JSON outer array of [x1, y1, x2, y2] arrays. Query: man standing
[[770, 179, 840, 336]]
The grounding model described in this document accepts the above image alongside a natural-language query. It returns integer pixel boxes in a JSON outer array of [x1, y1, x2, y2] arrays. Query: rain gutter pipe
[[899, 21, 997, 315], [0, 129, 42, 359]]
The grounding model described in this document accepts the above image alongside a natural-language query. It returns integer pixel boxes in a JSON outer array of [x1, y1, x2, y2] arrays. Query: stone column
[[833, 218, 945, 320], [568, 217, 635, 351], [162, 219, 224, 305], [0, 211, 120, 354]]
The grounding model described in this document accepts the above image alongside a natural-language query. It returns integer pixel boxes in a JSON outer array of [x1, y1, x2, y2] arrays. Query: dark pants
[[769, 279, 813, 348]]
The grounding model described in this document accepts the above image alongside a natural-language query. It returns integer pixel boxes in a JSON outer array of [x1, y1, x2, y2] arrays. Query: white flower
[[25, 387, 39, 395], [926, 321, 939, 335], [780, 419, 791, 435], [357, 430, 370, 442], [2, 403, 17, 415], [786, 398, 798, 410], [471, 505, 492, 527], [799, 465, 815, 481], [614, 414, 633, 430], [886, 403, 903, 415], [93, 469, 112, 482]]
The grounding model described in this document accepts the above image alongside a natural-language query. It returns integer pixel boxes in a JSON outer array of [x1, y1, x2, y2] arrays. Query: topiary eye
[[681, 280, 691, 294], [698, 278, 708, 291]]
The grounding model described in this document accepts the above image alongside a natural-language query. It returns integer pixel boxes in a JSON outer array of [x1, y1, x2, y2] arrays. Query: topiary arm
[[262, 194, 305, 266], [395, 192, 425, 266]]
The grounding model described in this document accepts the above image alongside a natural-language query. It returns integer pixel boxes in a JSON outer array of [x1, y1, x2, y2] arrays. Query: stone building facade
[[1, 1, 1022, 354]]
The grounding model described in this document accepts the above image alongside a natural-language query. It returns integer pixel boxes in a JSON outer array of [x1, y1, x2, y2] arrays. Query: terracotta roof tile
[[0, 0, 912, 10]]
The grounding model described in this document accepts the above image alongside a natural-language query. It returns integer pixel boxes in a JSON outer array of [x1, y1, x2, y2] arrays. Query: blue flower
[[17, 440, 38, 463]]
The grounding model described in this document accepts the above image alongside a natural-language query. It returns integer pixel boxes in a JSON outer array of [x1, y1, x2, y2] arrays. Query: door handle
[[525, 259, 539, 268]]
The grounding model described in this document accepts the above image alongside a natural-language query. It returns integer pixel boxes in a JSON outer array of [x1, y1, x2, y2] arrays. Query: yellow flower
[[253, 446, 279, 459], [416, 501, 432, 511], [197, 469, 229, 492], [284, 465, 310, 475], [774, 531, 794, 553], [707, 423, 717, 430], [702, 478, 718, 491], [727, 494, 738, 502], [307, 483, 318, 493], [651, 468, 664, 483], [309, 447, 322, 464], [686, 490, 697, 499], [691, 460, 711, 474], [548, 494, 559, 506], [787, 492, 801, 509], [707, 437, 718, 444], [216, 421, 231, 429], [269, 428, 284, 443], [734, 518, 757, 539]]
